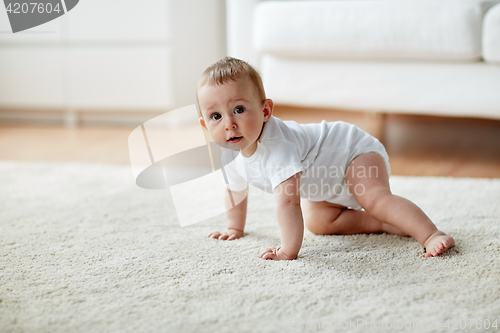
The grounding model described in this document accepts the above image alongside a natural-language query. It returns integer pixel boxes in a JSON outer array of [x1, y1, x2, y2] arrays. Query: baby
[[196, 57, 454, 261]]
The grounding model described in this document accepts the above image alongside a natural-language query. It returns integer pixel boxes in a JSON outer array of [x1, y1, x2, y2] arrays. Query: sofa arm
[[484, 3, 500, 63], [226, 0, 260, 66]]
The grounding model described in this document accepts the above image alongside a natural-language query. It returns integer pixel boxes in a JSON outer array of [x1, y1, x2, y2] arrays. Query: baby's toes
[[445, 237, 455, 248], [437, 243, 445, 252], [436, 242, 447, 252], [425, 245, 439, 257]]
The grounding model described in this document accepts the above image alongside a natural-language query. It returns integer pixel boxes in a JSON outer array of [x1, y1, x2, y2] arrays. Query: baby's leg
[[303, 200, 407, 236], [346, 153, 454, 257]]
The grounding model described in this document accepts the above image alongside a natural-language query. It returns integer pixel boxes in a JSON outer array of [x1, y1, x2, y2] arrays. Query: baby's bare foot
[[424, 231, 455, 258]]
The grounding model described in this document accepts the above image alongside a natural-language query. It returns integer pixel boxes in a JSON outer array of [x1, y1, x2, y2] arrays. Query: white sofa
[[226, 0, 500, 130]]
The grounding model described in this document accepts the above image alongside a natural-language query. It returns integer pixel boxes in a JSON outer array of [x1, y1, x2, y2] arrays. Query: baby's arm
[[207, 188, 248, 240], [260, 173, 303, 260]]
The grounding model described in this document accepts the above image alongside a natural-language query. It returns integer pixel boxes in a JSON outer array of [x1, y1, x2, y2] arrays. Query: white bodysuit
[[221, 116, 390, 210]]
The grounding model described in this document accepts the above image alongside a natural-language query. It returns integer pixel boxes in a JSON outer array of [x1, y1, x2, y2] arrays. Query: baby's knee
[[304, 219, 327, 235], [303, 201, 345, 235], [304, 212, 343, 235], [305, 218, 330, 235]]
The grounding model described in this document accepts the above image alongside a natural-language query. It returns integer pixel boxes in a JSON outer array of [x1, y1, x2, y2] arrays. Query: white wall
[[0, 0, 226, 119]]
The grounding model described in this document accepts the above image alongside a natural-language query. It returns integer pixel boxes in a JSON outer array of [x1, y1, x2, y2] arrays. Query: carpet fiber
[[1, 161, 500, 333]]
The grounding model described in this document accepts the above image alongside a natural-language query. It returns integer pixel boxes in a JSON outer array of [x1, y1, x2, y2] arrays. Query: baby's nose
[[225, 121, 237, 130]]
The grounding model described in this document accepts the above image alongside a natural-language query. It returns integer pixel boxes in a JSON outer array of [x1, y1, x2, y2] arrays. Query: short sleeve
[[261, 139, 304, 190]]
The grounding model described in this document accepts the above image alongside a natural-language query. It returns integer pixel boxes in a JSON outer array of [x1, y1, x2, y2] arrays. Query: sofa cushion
[[254, 0, 498, 61], [483, 3, 500, 63], [260, 55, 500, 119]]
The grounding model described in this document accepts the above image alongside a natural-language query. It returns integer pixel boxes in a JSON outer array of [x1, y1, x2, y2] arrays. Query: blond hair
[[196, 57, 266, 105]]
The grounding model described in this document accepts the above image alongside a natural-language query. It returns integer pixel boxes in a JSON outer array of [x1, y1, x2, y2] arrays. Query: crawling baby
[[196, 57, 455, 260]]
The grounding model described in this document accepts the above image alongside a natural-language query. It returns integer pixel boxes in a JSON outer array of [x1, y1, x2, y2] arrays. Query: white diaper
[[299, 125, 390, 210]]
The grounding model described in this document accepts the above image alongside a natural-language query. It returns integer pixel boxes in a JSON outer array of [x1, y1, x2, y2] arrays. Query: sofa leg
[[366, 111, 386, 143]]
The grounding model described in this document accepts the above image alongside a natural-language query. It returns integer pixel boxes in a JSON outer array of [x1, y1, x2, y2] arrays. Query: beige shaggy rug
[[1, 161, 500, 333]]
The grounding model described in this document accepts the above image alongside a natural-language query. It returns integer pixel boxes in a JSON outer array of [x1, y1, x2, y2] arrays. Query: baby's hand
[[259, 247, 296, 261], [207, 228, 244, 241]]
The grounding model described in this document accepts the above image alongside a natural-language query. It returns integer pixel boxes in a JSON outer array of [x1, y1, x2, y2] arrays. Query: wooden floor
[[1, 106, 499, 178]]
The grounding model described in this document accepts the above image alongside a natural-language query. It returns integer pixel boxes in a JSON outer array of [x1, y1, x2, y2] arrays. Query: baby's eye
[[234, 106, 245, 114], [211, 113, 222, 121]]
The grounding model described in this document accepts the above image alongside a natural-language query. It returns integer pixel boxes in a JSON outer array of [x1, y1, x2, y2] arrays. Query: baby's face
[[198, 78, 272, 157]]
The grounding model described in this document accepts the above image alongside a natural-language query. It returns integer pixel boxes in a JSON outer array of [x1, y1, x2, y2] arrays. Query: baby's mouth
[[227, 136, 243, 143]]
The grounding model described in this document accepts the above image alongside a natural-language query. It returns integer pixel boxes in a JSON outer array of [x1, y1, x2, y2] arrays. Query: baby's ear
[[262, 99, 274, 121], [199, 117, 207, 129]]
